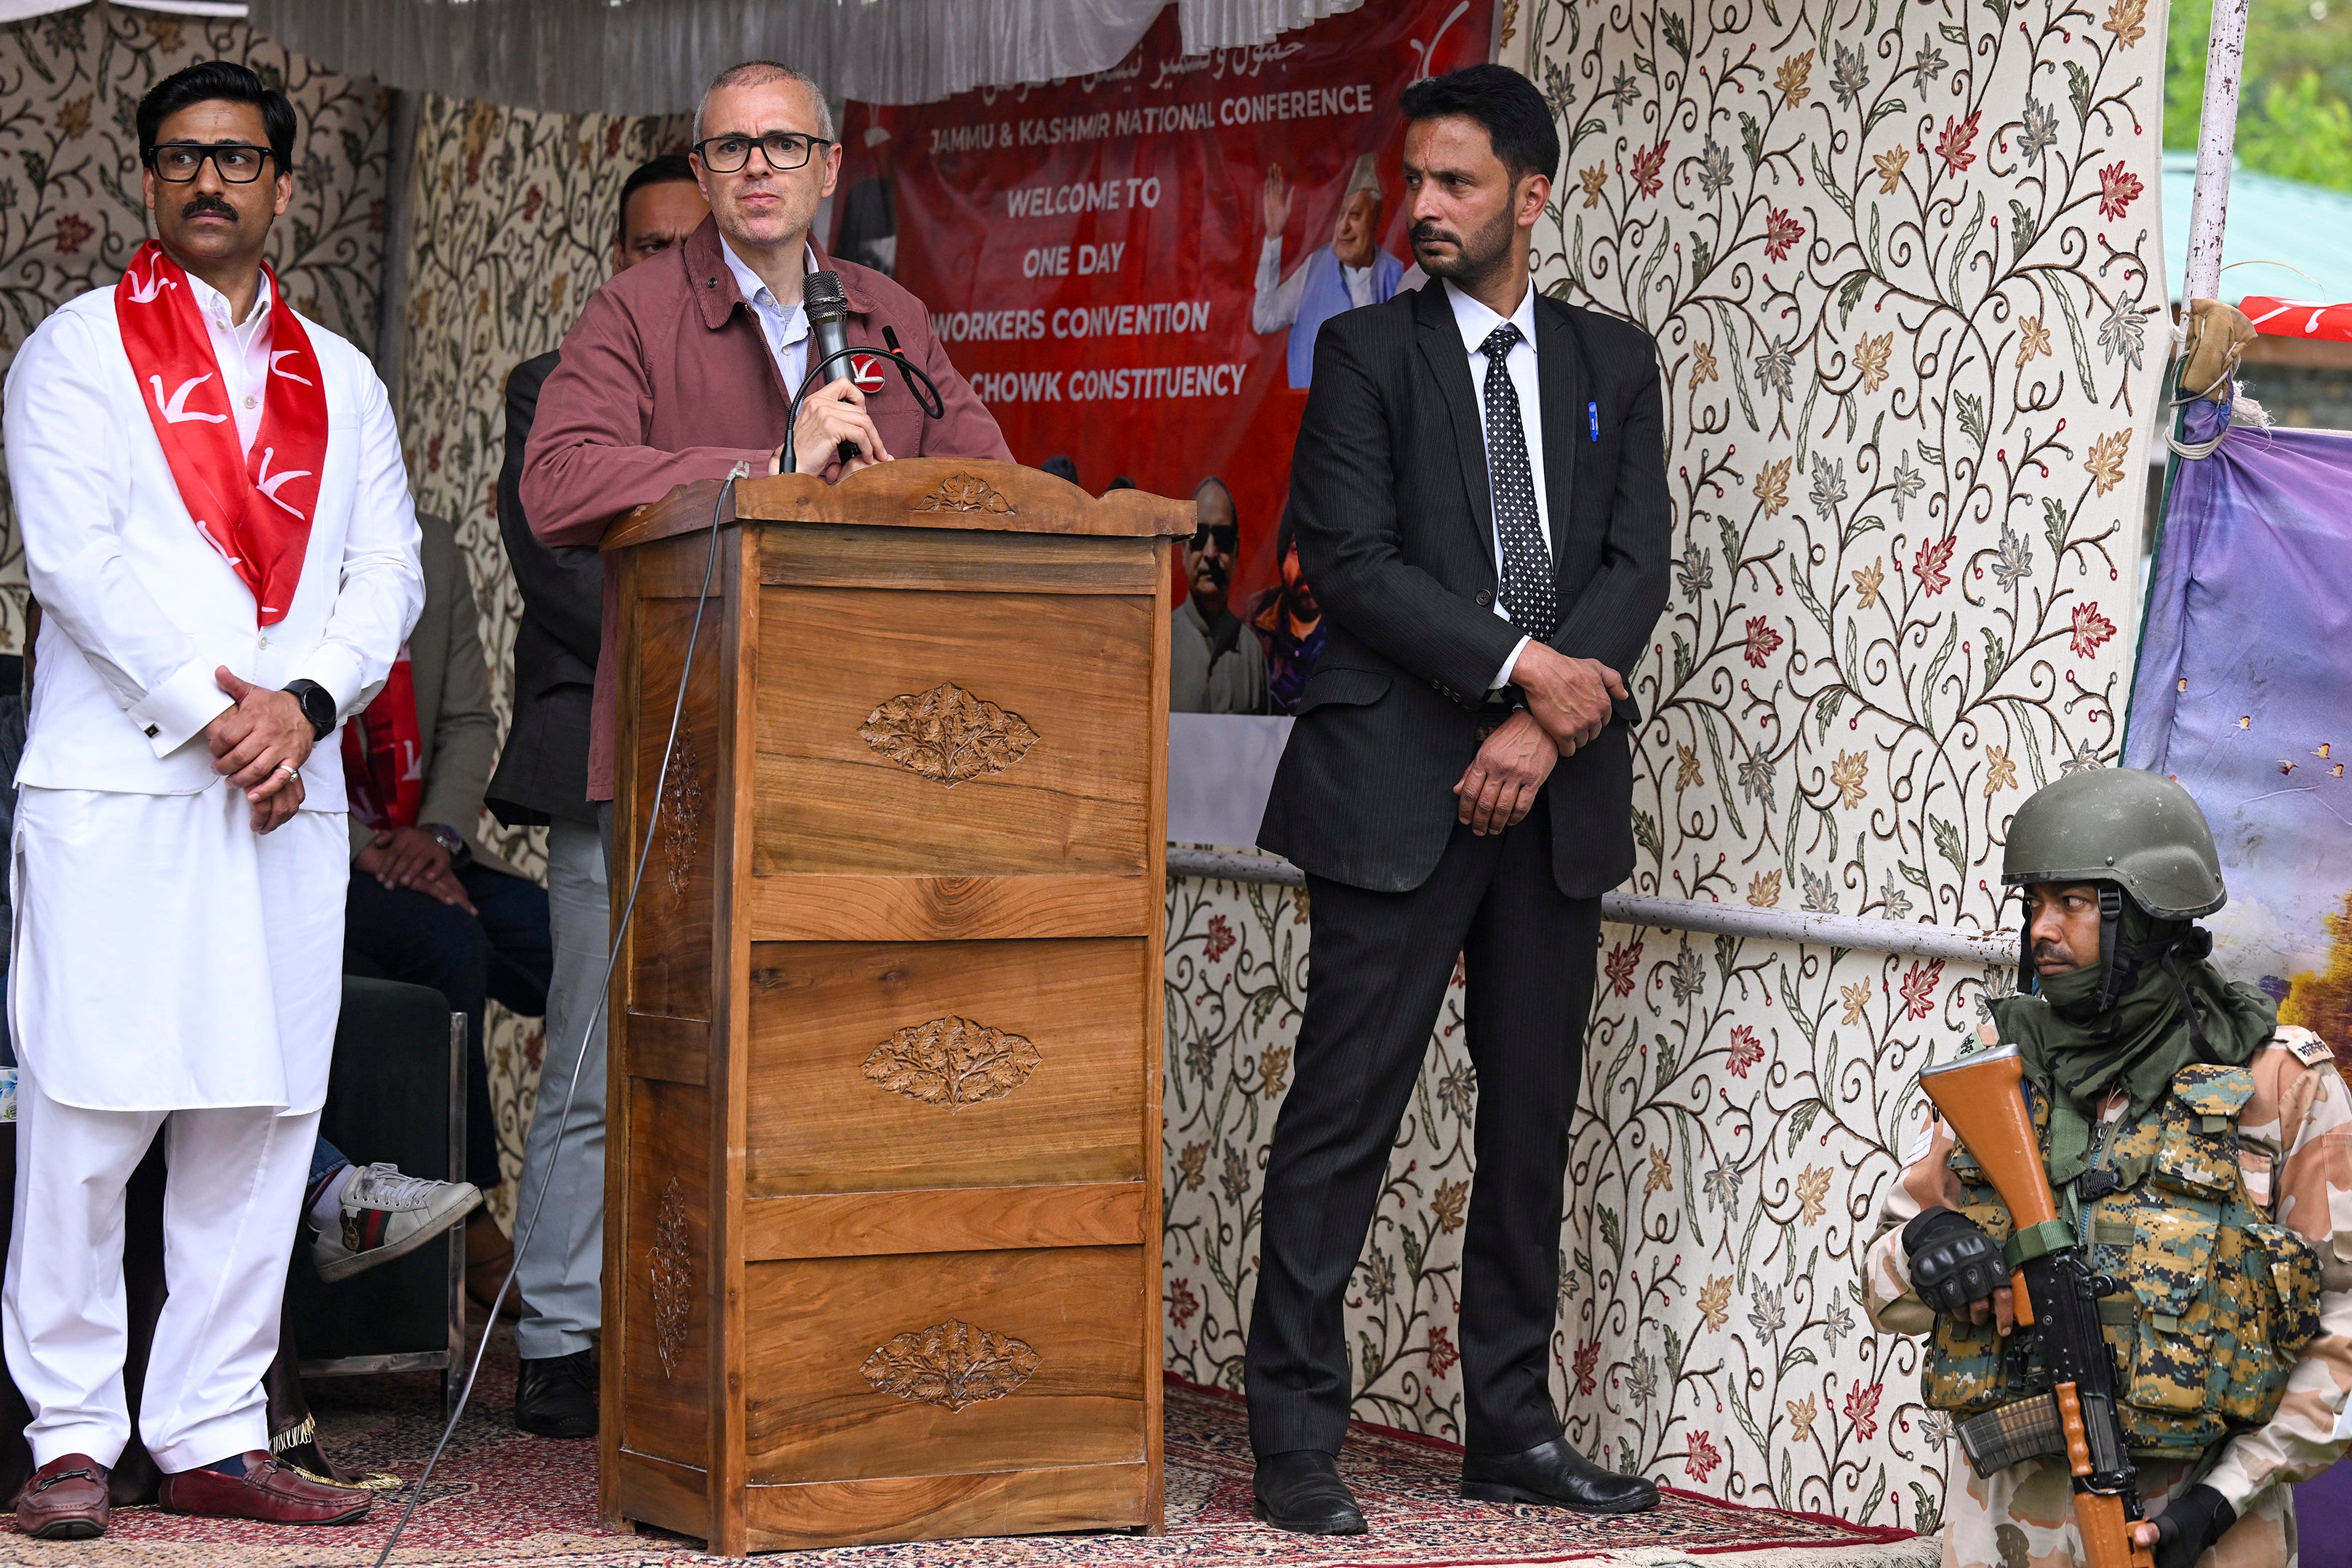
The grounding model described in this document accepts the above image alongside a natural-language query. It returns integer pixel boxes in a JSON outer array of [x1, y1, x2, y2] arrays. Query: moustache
[[180, 196, 238, 223], [1409, 221, 1460, 248]]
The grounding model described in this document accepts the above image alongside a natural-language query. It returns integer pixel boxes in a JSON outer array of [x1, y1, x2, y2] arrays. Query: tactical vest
[[1919, 1062, 2325, 1459]]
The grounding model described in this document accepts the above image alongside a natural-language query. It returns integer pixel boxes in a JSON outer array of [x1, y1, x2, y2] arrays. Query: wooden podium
[[596, 460, 1187, 1554]]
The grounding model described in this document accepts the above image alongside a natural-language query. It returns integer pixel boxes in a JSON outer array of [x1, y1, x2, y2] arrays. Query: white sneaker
[[312, 1162, 483, 1284]]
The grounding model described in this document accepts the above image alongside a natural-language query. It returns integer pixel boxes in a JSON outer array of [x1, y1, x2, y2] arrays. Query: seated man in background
[[489, 150, 707, 1440], [1249, 514, 1325, 715], [300, 1135, 480, 1283], [339, 510, 552, 1307], [1169, 476, 1267, 715], [0, 650, 478, 1289]]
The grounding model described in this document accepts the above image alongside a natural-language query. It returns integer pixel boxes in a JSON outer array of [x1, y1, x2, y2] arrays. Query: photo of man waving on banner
[[1252, 153, 1409, 388], [837, 0, 1496, 626]]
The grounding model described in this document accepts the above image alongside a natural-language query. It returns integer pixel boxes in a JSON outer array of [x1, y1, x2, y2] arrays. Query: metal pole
[[373, 89, 423, 415], [2182, 0, 2253, 302], [1165, 847, 2017, 965]]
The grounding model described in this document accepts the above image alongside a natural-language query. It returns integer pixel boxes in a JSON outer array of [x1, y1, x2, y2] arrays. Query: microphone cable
[[779, 340, 945, 476], [371, 461, 747, 1567]]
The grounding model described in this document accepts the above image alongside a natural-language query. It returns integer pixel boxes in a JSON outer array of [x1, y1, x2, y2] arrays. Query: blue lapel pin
[[1588, 400, 1599, 442]]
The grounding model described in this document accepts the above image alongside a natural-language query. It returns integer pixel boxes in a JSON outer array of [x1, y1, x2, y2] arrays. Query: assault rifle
[[1919, 1038, 2156, 1568]]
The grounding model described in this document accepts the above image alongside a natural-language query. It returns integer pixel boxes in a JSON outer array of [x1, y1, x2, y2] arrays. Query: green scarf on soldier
[[1985, 900, 2277, 1188]]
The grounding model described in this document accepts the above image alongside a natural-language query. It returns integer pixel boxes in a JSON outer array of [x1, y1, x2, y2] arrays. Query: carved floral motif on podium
[[650, 1177, 691, 1379], [863, 1015, 1043, 1111], [912, 472, 1018, 515], [859, 682, 1040, 786], [661, 728, 705, 904], [861, 1319, 1041, 1412]]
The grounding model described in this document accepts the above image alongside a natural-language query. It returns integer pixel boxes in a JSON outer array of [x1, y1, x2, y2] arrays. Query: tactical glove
[[1902, 1207, 2006, 1318], [2151, 1484, 2234, 1568]]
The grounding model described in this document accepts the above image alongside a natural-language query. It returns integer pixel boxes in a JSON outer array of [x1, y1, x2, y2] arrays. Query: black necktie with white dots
[[1478, 322, 1556, 642]]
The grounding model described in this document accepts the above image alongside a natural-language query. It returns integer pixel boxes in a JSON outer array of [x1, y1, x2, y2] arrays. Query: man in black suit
[[1247, 65, 1671, 1533], [485, 152, 705, 1439]]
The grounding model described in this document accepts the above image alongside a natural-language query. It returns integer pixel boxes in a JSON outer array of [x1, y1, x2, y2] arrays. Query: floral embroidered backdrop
[[0, 1, 390, 650], [1167, 0, 2170, 1531], [0, 15, 2172, 1504], [1163, 876, 2011, 1529], [395, 95, 689, 1215]]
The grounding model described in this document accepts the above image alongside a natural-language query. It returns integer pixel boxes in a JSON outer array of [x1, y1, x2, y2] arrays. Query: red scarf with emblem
[[115, 240, 327, 626], [340, 647, 423, 831]]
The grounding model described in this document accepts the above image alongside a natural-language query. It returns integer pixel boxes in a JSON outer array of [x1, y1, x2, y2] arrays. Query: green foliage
[[2238, 72, 2352, 186], [2168, 0, 2352, 192]]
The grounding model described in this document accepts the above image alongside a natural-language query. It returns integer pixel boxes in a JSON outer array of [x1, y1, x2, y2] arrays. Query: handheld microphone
[[802, 269, 859, 466]]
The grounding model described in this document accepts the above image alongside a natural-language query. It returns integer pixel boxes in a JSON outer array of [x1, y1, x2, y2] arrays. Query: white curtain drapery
[[0, 1, 247, 18], [241, 0, 1367, 112]]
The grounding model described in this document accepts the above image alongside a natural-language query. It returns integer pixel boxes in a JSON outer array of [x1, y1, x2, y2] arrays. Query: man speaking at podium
[[522, 57, 1007, 816], [519, 56, 1006, 1437], [1247, 65, 1671, 1533]]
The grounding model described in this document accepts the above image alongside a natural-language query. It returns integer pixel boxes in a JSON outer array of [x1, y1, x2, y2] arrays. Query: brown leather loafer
[[12, 1452, 111, 1539], [158, 1452, 372, 1525]]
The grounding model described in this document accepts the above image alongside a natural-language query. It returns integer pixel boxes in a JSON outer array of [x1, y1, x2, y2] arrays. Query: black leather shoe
[[1461, 1436, 1660, 1513], [515, 1349, 599, 1438], [1252, 1449, 1367, 1535]]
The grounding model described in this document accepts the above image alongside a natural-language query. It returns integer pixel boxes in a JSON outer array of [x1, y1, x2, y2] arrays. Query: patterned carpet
[[0, 1334, 1930, 1567]]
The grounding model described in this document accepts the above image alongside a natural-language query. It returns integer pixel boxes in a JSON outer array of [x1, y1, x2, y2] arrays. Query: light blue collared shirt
[[718, 238, 820, 397]]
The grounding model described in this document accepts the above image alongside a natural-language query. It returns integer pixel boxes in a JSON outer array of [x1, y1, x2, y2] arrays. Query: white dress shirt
[[187, 268, 273, 452], [4, 275, 423, 799], [1251, 239, 1379, 332], [1444, 278, 1551, 690], [719, 237, 817, 399]]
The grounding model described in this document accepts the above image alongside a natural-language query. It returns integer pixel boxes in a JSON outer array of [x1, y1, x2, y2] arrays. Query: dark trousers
[[345, 860, 553, 1191], [1244, 799, 1601, 1458]]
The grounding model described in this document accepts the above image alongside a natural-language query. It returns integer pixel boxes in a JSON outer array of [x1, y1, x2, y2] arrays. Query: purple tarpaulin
[[2125, 400, 2352, 1002], [2124, 399, 2352, 1559]]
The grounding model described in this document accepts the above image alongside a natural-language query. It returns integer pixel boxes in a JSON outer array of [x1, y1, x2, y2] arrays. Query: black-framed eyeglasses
[[1190, 524, 1239, 553], [145, 141, 275, 184], [692, 131, 832, 175]]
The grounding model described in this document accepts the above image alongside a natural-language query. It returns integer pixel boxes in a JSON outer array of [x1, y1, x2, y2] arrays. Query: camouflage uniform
[[1865, 1027, 2352, 1568]]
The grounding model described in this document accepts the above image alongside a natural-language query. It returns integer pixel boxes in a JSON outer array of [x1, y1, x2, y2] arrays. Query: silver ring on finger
[[277, 762, 300, 779]]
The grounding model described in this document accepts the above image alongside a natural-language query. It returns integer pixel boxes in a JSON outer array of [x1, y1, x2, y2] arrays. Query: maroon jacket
[[520, 215, 1010, 799]]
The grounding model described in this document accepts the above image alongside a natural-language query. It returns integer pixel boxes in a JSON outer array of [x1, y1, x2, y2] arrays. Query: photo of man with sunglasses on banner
[[1171, 476, 1269, 716]]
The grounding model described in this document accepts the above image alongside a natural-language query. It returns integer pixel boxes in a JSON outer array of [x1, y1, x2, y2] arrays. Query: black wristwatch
[[283, 679, 336, 742]]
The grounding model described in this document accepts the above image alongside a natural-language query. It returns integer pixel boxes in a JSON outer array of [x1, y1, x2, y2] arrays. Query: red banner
[[2242, 295, 2352, 343], [833, 0, 1495, 620]]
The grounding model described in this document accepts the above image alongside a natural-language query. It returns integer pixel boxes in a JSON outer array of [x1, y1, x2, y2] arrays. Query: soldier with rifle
[[1863, 768, 2352, 1567]]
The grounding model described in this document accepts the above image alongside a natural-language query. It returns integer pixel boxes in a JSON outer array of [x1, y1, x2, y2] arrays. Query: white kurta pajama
[[0, 267, 420, 1472]]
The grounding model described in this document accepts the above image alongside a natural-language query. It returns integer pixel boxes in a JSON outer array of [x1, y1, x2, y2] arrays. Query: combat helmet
[[2001, 767, 2227, 1008]]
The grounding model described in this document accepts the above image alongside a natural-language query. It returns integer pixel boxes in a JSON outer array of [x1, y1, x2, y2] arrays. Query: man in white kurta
[[0, 62, 418, 1539]]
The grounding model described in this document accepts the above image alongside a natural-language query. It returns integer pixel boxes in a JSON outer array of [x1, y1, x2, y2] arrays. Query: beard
[[1411, 199, 1516, 287]]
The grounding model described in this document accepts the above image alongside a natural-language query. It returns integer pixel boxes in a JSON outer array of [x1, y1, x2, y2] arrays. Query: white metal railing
[[1166, 845, 2018, 966]]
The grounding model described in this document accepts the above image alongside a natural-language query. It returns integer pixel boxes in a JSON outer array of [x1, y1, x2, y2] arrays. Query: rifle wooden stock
[[2054, 1385, 2156, 1568], [2070, 1482, 2155, 1568], [1920, 1043, 2049, 1322], [1920, 1044, 2057, 1228]]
